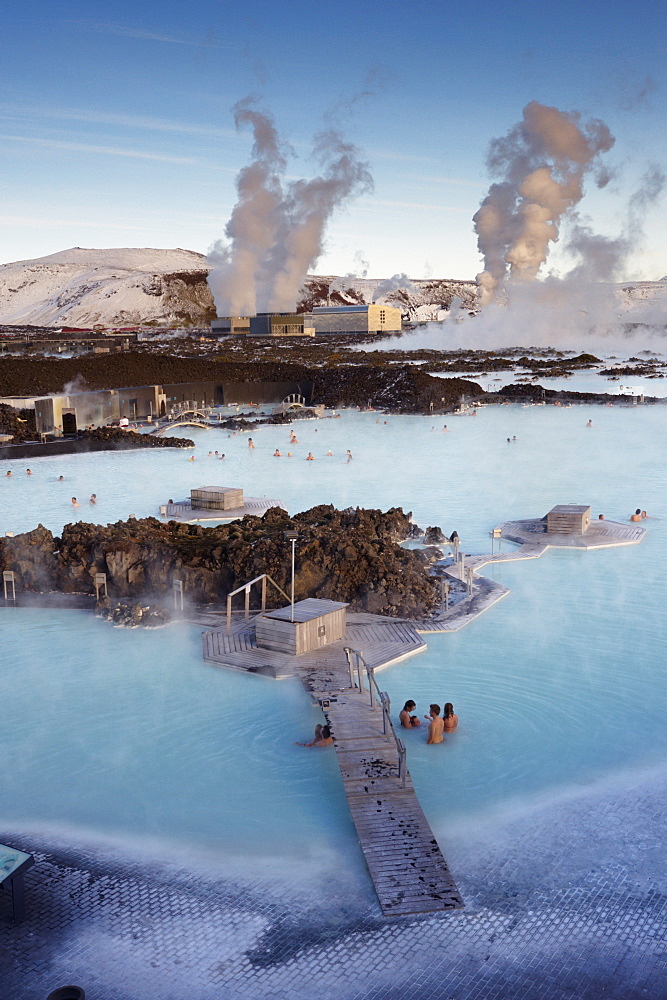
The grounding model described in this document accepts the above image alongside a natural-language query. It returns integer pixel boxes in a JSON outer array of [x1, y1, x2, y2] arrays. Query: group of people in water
[[297, 702, 458, 750], [400, 700, 458, 744]]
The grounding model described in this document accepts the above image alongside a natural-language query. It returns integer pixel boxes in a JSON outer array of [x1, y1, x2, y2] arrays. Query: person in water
[[248, 438, 255, 449], [442, 703, 458, 731], [58, 475, 64, 481], [71, 497, 79, 507], [295, 725, 333, 747], [89, 494, 97, 504], [346, 450, 353, 463], [399, 700, 421, 728], [586, 419, 593, 427], [631, 508, 642, 522], [6, 470, 11, 477], [274, 449, 282, 457], [306, 452, 315, 460], [425, 704, 445, 744], [26, 468, 32, 475]]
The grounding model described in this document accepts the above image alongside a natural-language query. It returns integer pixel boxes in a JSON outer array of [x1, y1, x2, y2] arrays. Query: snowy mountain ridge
[[0, 246, 665, 329]]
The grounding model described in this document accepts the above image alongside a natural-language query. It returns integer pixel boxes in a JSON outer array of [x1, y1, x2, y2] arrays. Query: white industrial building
[[309, 304, 401, 335], [210, 304, 401, 337]]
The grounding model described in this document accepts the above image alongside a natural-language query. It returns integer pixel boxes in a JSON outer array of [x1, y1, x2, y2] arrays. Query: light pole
[[284, 530, 298, 622]]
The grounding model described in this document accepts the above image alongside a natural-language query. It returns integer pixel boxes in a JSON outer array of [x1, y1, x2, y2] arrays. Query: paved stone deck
[[1, 766, 664, 999]]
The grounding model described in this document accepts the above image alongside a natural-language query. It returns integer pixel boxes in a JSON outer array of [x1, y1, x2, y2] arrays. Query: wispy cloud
[[67, 20, 230, 49], [360, 197, 469, 212], [0, 134, 197, 164], [409, 174, 483, 187], [0, 213, 156, 231], [0, 102, 238, 141]]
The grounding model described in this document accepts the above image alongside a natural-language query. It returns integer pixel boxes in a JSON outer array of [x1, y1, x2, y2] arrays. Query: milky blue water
[[1, 404, 666, 869]]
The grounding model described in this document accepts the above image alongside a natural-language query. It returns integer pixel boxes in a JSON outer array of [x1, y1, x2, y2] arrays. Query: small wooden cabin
[[190, 486, 243, 511], [255, 598, 348, 655], [546, 504, 591, 535]]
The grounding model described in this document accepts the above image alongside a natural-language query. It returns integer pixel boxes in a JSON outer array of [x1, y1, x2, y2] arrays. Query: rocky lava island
[[0, 505, 439, 618]]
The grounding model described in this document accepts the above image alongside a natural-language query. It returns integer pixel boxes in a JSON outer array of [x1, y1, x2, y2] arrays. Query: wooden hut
[[255, 598, 348, 655], [190, 486, 243, 511], [546, 504, 591, 535]]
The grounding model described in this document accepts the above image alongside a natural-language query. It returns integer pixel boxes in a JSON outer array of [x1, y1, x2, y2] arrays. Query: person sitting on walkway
[[399, 700, 421, 728], [442, 702, 458, 732], [630, 508, 642, 522], [425, 704, 445, 744], [295, 725, 333, 747]]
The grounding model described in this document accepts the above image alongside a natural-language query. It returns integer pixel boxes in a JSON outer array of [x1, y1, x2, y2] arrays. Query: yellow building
[[309, 304, 401, 334]]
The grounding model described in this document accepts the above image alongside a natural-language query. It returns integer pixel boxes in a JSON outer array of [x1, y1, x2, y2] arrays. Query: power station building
[[210, 304, 402, 337], [309, 304, 401, 335], [211, 313, 315, 337]]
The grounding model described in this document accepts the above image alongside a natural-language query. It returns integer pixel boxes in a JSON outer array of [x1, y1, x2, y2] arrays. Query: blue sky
[[1, 0, 665, 279]]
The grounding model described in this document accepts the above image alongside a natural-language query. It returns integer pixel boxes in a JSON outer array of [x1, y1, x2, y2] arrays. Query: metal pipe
[[290, 538, 296, 622]]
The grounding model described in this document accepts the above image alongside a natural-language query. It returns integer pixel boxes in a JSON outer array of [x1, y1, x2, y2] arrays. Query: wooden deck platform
[[160, 496, 284, 524], [201, 612, 426, 680]]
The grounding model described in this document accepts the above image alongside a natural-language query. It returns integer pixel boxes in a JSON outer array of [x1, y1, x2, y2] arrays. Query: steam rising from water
[[458, 103, 667, 350], [207, 99, 373, 316], [474, 101, 615, 306]]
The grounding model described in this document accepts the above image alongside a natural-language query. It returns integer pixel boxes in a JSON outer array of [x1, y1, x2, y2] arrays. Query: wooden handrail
[[343, 646, 407, 788], [226, 573, 291, 634]]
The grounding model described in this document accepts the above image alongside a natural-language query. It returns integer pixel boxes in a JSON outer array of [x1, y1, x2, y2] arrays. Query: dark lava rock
[[0, 504, 438, 618], [96, 599, 171, 627], [424, 525, 446, 543], [0, 353, 484, 415], [78, 427, 195, 448]]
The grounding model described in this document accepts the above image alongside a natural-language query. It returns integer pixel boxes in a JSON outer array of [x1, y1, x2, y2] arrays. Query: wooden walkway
[[320, 688, 463, 916], [195, 513, 646, 918]]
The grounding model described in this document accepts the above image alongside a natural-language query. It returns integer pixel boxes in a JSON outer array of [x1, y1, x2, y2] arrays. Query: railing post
[[367, 666, 375, 708], [397, 738, 407, 788], [226, 593, 232, 635], [356, 652, 364, 692], [344, 647, 355, 688], [261, 575, 267, 613], [380, 692, 391, 736], [244, 584, 250, 620]]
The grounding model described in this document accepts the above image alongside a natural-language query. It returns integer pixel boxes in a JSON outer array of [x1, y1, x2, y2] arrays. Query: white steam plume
[[207, 100, 287, 317], [328, 251, 370, 299], [474, 101, 615, 306], [371, 273, 419, 302], [207, 101, 372, 316], [267, 131, 373, 311]]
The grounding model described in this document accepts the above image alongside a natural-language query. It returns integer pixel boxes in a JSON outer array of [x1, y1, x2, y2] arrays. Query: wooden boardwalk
[[195, 513, 646, 918], [312, 682, 463, 916]]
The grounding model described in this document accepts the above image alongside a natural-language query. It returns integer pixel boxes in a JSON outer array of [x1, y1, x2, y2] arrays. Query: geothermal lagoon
[[1, 399, 665, 999]]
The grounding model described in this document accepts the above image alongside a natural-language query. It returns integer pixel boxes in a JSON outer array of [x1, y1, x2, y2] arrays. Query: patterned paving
[[1, 766, 663, 1000]]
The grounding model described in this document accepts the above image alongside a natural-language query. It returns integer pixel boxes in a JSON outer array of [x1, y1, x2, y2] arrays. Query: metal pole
[[290, 538, 296, 622], [367, 667, 375, 709], [345, 647, 355, 688], [356, 652, 364, 692]]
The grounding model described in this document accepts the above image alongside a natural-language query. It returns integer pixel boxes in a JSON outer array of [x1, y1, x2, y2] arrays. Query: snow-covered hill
[[0, 247, 215, 327]]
